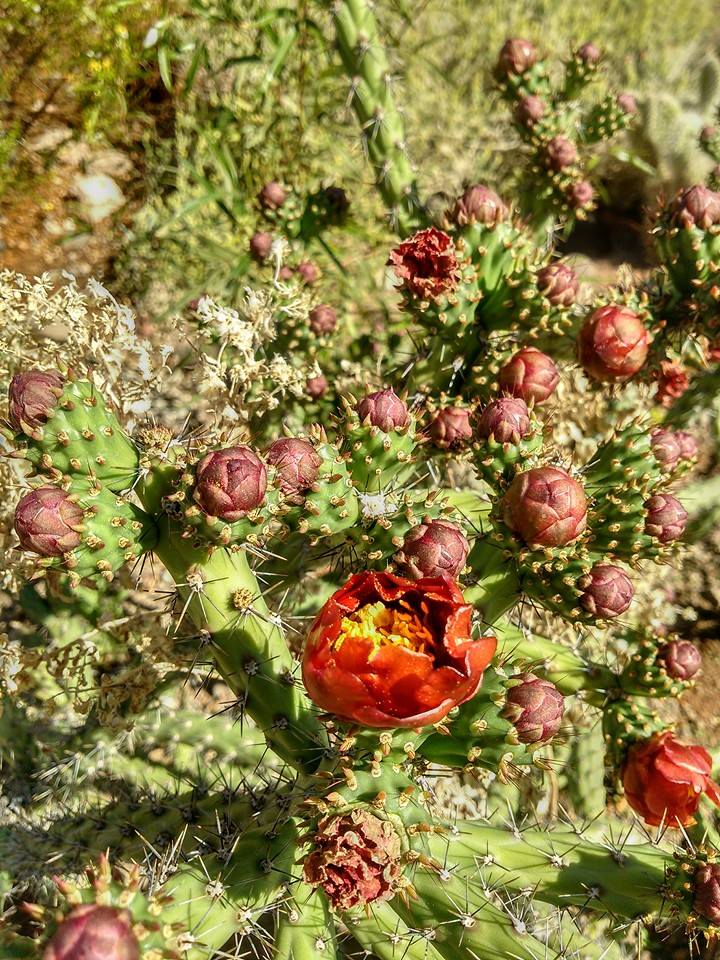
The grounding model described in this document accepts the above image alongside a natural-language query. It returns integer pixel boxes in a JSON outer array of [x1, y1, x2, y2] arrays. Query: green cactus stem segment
[[150, 517, 328, 771], [464, 537, 521, 625]]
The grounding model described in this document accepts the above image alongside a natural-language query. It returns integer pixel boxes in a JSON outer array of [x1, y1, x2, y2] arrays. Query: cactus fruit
[[578, 305, 651, 381], [622, 731, 720, 826], [43, 905, 140, 960], [501, 673, 565, 743], [498, 347, 559, 403], [501, 466, 588, 547]]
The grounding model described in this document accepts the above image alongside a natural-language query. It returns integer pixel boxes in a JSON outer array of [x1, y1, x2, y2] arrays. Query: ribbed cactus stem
[[151, 518, 328, 771], [330, 0, 423, 234], [275, 887, 336, 959]]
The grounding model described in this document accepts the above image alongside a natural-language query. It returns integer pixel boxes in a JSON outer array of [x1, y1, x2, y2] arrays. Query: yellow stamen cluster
[[335, 600, 432, 655]]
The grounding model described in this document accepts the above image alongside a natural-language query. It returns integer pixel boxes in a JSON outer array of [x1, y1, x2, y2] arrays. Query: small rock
[[87, 148, 133, 180], [73, 174, 125, 223], [25, 126, 73, 153]]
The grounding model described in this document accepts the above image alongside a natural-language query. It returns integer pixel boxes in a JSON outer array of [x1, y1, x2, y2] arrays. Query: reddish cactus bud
[[249, 231, 273, 262], [579, 563, 634, 618], [297, 261, 320, 285], [499, 347, 560, 404], [306, 375, 327, 399], [497, 38, 537, 76], [545, 136, 578, 171], [44, 904, 139, 960], [515, 94, 546, 126], [644, 493, 688, 543], [701, 125, 718, 145], [617, 92, 637, 116], [576, 42, 601, 64], [44, 905, 140, 960], [694, 864, 720, 924], [258, 180, 287, 210], [427, 406, 473, 450], [308, 304, 337, 335], [502, 466, 587, 547], [194, 446, 267, 521], [266, 438, 322, 498], [397, 519, 470, 580], [672, 184, 720, 230], [477, 397, 531, 444], [650, 428, 682, 471], [450, 185, 508, 226], [659, 639, 702, 681], [656, 360, 689, 407], [578, 305, 650, 382], [357, 388, 409, 431], [303, 809, 401, 911], [388, 227, 459, 300], [14, 487, 83, 556], [675, 430, 699, 462], [8, 369, 64, 432], [278, 265, 294, 281], [567, 180, 594, 209], [503, 674, 564, 744], [536, 261, 579, 306]]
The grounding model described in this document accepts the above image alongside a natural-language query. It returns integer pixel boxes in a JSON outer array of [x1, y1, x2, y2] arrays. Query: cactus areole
[[302, 571, 496, 728]]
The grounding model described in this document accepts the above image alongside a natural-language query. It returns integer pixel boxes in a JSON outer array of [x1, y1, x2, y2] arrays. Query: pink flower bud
[[450, 185, 508, 227], [357, 388, 409, 431], [515, 95, 546, 126], [545, 136, 578, 171], [194, 446, 267, 521], [497, 38, 537, 76], [297, 261, 320, 285], [266, 438, 322, 497], [650, 428, 682, 471], [43, 904, 139, 960], [8, 369, 64, 432], [503, 674, 564, 743], [659, 639, 702, 681], [694, 864, 720, 925], [258, 181, 287, 210], [477, 397, 531, 444], [579, 563, 634, 618], [499, 347, 559, 404], [567, 180, 594, 209], [397, 519, 470, 580], [672, 184, 720, 230], [14, 487, 83, 556], [578, 305, 650, 382], [535, 261, 578, 306], [249, 231, 273, 262], [576, 42, 601, 64], [502, 466, 587, 547], [308, 304, 337, 335], [617, 92, 637, 115], [674, 430, 699, 462], [427, 407, 473, 450], [644, 493, 688, 543], [306, 375, 328, 399]]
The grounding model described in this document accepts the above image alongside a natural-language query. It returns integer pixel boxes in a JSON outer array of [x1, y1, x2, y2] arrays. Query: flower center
[[335, 600, 433, 655]]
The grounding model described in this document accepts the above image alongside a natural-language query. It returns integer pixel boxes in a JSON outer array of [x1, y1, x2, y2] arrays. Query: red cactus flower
[[306, 375, 328, 399], [536, 261, 578, 306], [622, 731, 720, 826], [579, 563, 634, 618], [249, 231, 273, 262], [302, 571, 496, 728], [498, 347, 559, 404], [672, 184, 720, 230], [694, 864, 720, 924], [515, 95, 546, 126], [266, 438, 322, 498], [427, 407, 473, 449], [258, 181, 287, 210], [545, 136, 578, 171], [397, 519, 469, 580], [502, 466, 587, 547], [450, 185, 508, 227], [659, 639, 702, 681], [308, 304, 337, 335], [650, 428, 682, 471], [497, 38, 537, 76], [388, 228, 459, 301], [502, 674, 564, 743], [477, 397, 531, 444], [644, 493, 688, 543], [356, 388, 409, 431], [44, 904, 140, 960], [193, 446, 267, 521], [14, 487, 83, 556], [8, 369, 64, 433], [656, 361, 689, 407], [578, 305, 650, 382], [303, 809, 401, 911]]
